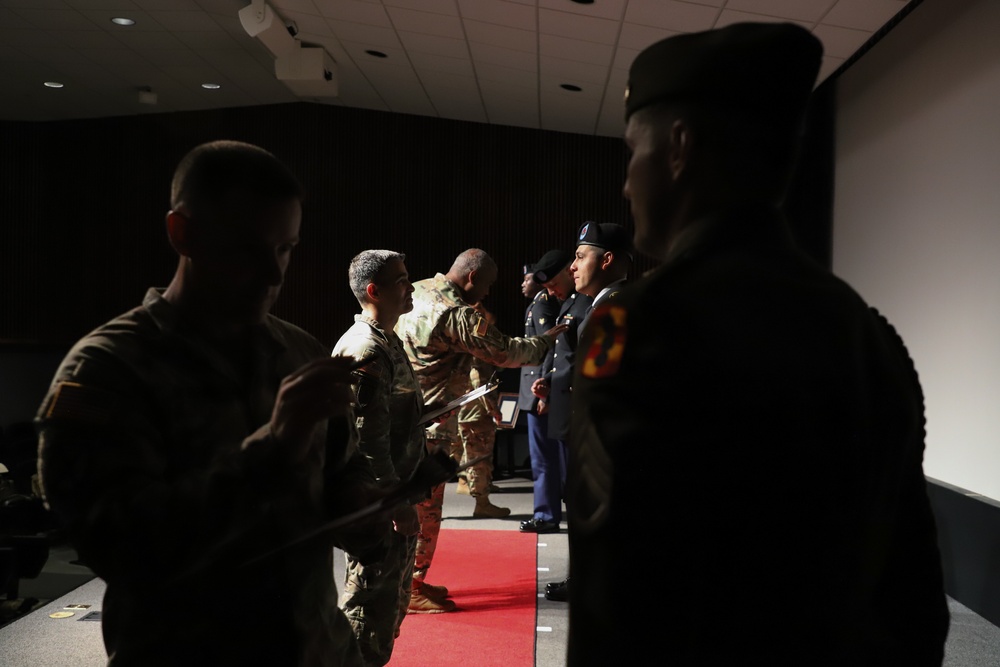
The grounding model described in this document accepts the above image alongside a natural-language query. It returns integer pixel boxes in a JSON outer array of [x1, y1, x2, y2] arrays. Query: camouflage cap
[[532, 249, 574, 284], [624, 22, 822, 127]]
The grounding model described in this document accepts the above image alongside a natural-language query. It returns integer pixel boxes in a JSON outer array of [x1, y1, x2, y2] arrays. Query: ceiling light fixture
[[110, 17, 135, 26], [560, 84, 582, 92], [202, 83, 221, 89], [365, 50, 387, 58], [43, 81, 64, 88]]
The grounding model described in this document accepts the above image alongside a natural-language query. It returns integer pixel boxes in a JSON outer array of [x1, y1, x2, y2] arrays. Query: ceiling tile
[[537, 0, 626, 22], [540, 56, 609, 86], [714, 9, 811, 30], [470, 41, 536, 72], [147, 10, 222, 31], [383, 0, 457, 15], [474, 61, 536, 87], [618, 22, 678, 50], [724, 0, 837, 23], [387, 6, 464, 39], [329, 21, 402, 49], [624, 0, 719, 32], [812, 23, 870, 59], [539, 34, 613, 67], [397, 31, 469, 59], [611, 45, 640, 71], [464, 19, 535, 53], [457, 0, 535, 31], [823, 0, 906, 31], [539, 9, 619, 44], [408, 51, 475, 77], [315, 0, 390, 26], [11, 8, 98, 30]]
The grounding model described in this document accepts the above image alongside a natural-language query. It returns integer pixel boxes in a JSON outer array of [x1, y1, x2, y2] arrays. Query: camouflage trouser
[[411, 480, 445, 585], [459, 416, 496, 497], [342, 528, 419, 666]]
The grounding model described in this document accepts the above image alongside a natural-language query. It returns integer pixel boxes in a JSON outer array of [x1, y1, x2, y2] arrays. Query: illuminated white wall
[[833, 0, 1000, 500]]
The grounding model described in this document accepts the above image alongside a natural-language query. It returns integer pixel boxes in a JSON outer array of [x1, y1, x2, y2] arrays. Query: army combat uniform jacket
[[395, 273, 554, 442], [333, 314, 426, 487], [37, 289, 373, 667]]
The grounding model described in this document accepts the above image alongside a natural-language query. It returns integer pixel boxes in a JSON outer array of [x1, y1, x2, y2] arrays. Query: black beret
[[576, 221, 633, 259], [625, 22, 822, 127], [532, 249, 574, 284], [523, 263, 535, 275]]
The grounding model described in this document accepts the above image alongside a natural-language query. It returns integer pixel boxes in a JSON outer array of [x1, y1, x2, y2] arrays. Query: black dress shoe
[[544, 578, 569, 602], [519, 518, 559, 534]]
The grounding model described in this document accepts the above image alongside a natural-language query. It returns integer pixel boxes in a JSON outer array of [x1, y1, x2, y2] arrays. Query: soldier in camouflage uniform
[[35, 141, 386, 667], [456, 304, 502, 504], [395, 248, 567, 613], [332, 250, 426, 665]]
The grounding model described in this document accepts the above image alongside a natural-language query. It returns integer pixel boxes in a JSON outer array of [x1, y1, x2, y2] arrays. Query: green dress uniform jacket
[[568, 205, 949, 666]]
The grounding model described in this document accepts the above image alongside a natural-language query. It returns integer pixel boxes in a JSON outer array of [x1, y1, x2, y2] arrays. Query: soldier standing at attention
[[396, 248, 566, 613], [568, 23, 949, 665], [517, 261, 562, 535], [332, 250, 425, 666], [36, 140, 386, 667]]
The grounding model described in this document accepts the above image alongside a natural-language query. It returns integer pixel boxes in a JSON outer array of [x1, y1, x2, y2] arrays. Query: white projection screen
[[833, 0, 1000, 500]]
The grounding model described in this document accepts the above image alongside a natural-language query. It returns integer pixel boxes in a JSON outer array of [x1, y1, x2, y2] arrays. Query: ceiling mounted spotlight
[[43, 81, 64, 88], [365, 50, 387, 58], [110, 17, 135, 26], [202, 83, 221, 89], [138, 86, 157, 105], [560, 84, 582, 92]]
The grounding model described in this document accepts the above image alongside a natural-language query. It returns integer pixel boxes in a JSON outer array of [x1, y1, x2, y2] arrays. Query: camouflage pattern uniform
[[457, 360, 499, 497], [36, 289, 379, 667], [395, 273, 554, 584], [332, 315, 426, 666]]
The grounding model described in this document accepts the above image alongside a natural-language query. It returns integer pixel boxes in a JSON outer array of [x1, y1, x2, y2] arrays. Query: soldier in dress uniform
[[517, 258, 563, 535], [567, 23, 949, 665]]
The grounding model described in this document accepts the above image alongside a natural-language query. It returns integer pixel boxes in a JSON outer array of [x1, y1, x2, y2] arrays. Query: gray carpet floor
[[2, 473, 997, 666]]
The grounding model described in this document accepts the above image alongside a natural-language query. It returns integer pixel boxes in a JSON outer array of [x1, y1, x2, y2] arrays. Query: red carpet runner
[[390, 528, 538, 666]]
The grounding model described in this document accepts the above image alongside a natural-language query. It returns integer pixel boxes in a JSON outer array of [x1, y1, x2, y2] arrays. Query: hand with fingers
[[270, 356, 359, 464]]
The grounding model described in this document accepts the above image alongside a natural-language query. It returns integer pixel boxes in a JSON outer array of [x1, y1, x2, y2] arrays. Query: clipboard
[[418, 380, 501, 425]]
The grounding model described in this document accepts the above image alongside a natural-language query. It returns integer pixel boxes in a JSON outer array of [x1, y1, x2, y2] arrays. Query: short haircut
[[170, 140, 303, 215], [636, 101, 801, 205], [348, 249, 406, 303], [449, 248, 496, 278]]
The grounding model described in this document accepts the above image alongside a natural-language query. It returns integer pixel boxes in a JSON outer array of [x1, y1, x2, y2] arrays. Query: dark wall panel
[[0, 99, 831, 349]]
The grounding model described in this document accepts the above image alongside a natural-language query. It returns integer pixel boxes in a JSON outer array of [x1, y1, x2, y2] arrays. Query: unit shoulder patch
[[580, 304, 627, 379]]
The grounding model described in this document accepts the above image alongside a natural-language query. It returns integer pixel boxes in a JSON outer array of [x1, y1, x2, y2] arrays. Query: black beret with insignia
[[532, 248, 574, 284], [624, 22, 822, 128], [576, 221, 633, 260]]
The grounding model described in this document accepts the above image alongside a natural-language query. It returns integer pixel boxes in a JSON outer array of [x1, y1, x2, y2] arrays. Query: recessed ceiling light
[[560, 84, 582, 92], [365, 50, 387, 58], [43, 81, 64, 88], [202, 83, 221, 90], [110, 17, 135, 26]]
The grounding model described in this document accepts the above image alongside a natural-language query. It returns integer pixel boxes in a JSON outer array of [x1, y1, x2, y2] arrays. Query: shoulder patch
[[43, 381, 118, 425], [580, 305, 627, 379], [474, 314, 489, 337]]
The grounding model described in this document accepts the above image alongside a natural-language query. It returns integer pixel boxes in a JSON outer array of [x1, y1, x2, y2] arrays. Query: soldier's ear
[[166, 210, 196, 257], [668, 118, 692, 180], [601, 251, 614, 271], [365, 282, 380, 303]]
